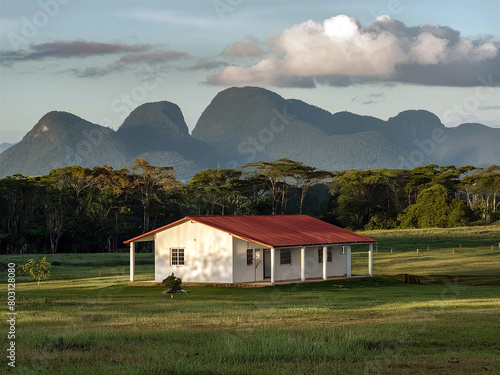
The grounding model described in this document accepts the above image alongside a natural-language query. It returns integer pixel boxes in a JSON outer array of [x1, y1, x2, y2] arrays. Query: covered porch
[[263, 243, 374, 285], [128, 233, 156, 282]]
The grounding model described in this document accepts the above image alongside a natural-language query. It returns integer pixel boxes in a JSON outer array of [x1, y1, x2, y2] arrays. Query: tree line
[[0, 159, 498, 254]]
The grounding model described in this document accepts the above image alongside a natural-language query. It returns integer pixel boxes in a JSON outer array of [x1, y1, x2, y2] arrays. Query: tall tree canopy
[[0, 161, 497, 254]]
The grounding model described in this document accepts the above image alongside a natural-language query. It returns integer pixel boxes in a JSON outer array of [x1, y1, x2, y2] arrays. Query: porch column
[[346, 245, 351, 278], [322, 246, 328, 280], [130, 242, 135, 282], [368, 243, 373, 277], [154, 235, 158, 282], [270, 248, 276, 285], [300, 247, 306, 282]]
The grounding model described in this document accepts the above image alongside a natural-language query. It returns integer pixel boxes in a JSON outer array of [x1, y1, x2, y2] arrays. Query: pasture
[[1, 225, 499, 374]]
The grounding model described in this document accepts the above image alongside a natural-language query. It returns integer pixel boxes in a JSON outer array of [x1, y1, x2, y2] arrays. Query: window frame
[[318, 246, 333, 263], [171, 248, 185, 266], [280, 249, 292, 265], [247, 248, 254, 266]]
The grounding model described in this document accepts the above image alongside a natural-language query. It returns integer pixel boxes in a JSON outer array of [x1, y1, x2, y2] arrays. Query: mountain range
[[1, 86, 499, 181]]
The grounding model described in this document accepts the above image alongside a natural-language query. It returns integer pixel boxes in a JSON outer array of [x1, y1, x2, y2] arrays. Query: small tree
[[162, 273, 182, 293], [18, 257, 51, 287]]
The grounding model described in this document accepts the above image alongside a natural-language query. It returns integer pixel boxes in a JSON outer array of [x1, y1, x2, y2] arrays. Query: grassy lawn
[[1, 225, 499, 374]]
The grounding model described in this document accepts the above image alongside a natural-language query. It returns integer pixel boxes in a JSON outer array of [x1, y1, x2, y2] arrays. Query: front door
[[263, 249, 271, 279]]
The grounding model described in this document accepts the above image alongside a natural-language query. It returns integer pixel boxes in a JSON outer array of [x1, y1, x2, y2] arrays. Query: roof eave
[[123, 217, 190, 244]]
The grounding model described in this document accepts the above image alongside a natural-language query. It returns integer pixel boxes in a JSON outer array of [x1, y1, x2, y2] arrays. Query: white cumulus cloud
[[207, 15, 499, 87]]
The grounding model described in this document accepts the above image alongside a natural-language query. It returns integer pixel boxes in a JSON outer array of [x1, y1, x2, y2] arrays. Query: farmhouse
[[125, 215, 376, 285]]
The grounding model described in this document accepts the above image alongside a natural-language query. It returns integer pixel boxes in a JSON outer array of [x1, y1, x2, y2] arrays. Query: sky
[[0, 0, 499, 144]]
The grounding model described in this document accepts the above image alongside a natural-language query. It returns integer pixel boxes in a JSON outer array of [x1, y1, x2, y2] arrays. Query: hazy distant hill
[[0, 104, 215, 181], [193, 87, 499, 170], [116, 101, 191, 155], [0, 143, 15, 153], [0, 111, 129, 177], [1, 86, 498, 179], [191, 87, 409, 169]]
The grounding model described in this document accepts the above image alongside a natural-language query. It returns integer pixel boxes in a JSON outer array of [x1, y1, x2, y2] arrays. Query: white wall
[[303, 247, 323, 279], [155, 221, 233, 283], [273, 246, 348, 280], [232, 238, 270, 283], [274, 247, 299, 281], [327, 245, 348, 277], [232, 245, 350, 282]]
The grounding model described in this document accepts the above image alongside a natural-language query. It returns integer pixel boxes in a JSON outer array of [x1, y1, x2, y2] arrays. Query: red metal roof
[[124, 215, 375, 247]]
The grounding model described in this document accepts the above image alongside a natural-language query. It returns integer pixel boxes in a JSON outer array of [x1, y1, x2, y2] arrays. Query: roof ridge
[[125, 215, 376, 246]]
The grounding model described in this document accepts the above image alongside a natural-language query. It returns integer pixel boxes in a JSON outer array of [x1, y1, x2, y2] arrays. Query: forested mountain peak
[[29, 110, 92, 134], [191, 86, 288, 144], [387, 110, 445, 128], [0, 111, 126, 178], [116, 101, 191, 155], [118, 101, 189, 136], [23, 111, 110, 145], [209, 86, 286, 107]]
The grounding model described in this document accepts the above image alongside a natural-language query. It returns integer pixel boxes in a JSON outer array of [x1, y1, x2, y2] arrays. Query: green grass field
[[1, 225, 500, 374]]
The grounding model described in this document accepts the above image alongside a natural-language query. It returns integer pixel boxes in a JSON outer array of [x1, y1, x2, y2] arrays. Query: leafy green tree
[[0, 175, 46, 253], [18, 257, 51, 286], [404, 165, 440, 206], [331, 170, 394, 229], [131, 158, 181, 232], [243, 159, 314, 215], [460, 165, 500, 222], [188, 169, 243, 215], [398, 184, 468, 228], [243, 160, 289, 215], [287, 162, 333, 214]]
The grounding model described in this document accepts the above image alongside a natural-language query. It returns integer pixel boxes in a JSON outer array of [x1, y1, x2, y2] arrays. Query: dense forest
[[0, 158, 498, 254]]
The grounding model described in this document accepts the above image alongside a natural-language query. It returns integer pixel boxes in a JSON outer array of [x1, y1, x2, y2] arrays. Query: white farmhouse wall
[[328, 245, 348, 276], [232, 238, 270, 283], [273, 245, 348, 281], [303, 247, 323, 279], [231, 244, 351, 282], [274, 247, 299, 281], [155, 221, 233, 283]]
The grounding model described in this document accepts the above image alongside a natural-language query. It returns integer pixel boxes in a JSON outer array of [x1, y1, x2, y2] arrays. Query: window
[[318, 247, 333, 263], [280, 249, 291, 265], [247, 249, 253, 266], [171, 248, 184, 266]]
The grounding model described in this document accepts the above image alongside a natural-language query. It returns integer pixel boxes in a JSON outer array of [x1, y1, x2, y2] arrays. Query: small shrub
[[162, 273, 182, 293], [17, 257, 51, 286]]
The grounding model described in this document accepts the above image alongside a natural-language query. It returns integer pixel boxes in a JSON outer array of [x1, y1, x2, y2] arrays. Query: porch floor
[[168, 275, 371, 288]]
